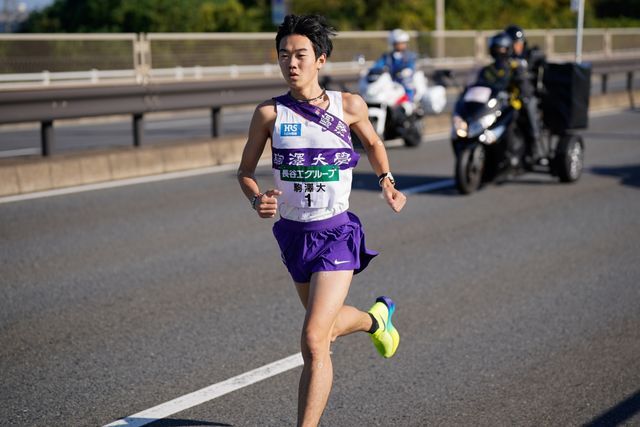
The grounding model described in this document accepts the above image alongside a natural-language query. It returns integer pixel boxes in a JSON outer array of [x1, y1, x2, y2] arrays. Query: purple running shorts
[[272, 211, 378, 283]]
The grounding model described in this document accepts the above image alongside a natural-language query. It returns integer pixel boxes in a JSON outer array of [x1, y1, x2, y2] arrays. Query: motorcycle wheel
[[350, 130, 363, 149], [455, 144, 485, 194], [554, 134, 584, 183], [403, 117, 424, 147]]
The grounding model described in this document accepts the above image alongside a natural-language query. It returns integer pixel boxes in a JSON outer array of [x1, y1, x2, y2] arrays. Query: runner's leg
[[296, 270, 361, 426], [294, 280, 372, 342]]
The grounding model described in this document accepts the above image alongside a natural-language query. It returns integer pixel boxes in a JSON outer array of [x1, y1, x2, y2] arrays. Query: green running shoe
[[368, 296, 400, 358]]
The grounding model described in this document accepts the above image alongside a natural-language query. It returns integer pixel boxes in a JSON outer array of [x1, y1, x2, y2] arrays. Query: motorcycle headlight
[[468, 112, 497, 138], [478, 112, 497, 129], [452, 114, 468, 138]]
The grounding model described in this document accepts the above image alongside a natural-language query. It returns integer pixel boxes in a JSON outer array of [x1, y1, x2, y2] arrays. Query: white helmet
[[389, 29, 410, 46]]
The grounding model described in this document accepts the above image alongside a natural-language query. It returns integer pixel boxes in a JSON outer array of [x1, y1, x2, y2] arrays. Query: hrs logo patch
[[280, 123, 302, 136]]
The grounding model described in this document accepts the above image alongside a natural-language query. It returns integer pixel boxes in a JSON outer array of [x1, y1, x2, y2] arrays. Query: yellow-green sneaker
[[368, 296, 400, 358]]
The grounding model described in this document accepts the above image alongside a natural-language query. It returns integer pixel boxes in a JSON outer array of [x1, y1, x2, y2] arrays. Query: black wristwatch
[[378, 172, 395, 187], [250, 193, 263, 210]]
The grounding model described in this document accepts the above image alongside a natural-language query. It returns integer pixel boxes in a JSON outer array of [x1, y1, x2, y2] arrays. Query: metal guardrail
[[1, 28, 639, 87], [1, 56, 638, 157]]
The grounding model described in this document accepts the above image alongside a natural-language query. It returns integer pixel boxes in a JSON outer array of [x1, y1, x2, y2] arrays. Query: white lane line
[[0, 159, 270, 205], [104, 353, 304, 427], [99, 178, 452, 427], [401, 178, 455, 195], [98, 176, 452, 426]]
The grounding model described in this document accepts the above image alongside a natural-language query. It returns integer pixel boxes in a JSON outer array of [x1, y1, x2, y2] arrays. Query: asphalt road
[[1, 110, 639, 426]]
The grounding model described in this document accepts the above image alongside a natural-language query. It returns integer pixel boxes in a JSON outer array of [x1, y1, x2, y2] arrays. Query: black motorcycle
[[450, 63, 588, 195]]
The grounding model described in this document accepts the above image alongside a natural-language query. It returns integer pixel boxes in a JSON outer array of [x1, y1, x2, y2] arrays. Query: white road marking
[[104, 353, 304, 427], [97, 175, 454, 426]]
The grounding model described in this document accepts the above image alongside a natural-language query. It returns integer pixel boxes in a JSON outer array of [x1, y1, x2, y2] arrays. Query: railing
[[0, 29, 638, 158], [0, 28, 639, 87], [1, 56, 638, 158]]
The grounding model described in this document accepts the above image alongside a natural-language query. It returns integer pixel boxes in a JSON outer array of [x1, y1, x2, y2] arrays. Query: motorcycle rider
[[478, 30, 543, 166], [476, 32, 514, 92], [504, 24, 545, 165], [371, 29, 418, 105]]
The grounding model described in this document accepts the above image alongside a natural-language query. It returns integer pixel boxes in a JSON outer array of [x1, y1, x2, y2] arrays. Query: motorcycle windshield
[[455, 85, 503, 121]]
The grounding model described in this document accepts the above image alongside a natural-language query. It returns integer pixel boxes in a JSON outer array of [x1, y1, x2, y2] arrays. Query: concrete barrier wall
[[0, 90, 637, 198]]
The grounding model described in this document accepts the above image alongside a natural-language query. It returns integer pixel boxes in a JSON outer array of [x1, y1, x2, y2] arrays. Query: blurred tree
[[593, 0, 640, 18], [291, 0, 434, 30], [20, 0, 273, 32], [18, 0, 640, 32], [444, 0, 595, 30]]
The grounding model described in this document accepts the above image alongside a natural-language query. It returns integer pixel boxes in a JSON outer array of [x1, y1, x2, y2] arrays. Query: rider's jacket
[[371, 50, 418, 101], [476, 58, 534, 109]]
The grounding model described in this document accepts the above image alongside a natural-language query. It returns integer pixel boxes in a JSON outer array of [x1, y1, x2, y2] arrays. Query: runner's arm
[[237, 101, 281, 217], [344, 93, 390, 176], [343, 93, 406, 213]]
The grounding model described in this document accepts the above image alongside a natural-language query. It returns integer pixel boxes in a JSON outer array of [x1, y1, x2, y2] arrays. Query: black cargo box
[[542, 62, 591, 133]]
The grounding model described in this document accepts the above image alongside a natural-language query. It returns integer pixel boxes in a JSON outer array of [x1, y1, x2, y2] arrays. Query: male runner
[[237, 14, 406, 427]]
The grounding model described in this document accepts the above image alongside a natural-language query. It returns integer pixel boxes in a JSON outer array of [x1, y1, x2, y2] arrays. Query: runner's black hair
[[275, 14, 336, 59]]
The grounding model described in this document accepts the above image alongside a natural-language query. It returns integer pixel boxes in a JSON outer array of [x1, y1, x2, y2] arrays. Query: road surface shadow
[[352, 172, 458, 196], [582, 389, 640, 427], [146, 418, 233, 426], [591, 164, 640, 189]]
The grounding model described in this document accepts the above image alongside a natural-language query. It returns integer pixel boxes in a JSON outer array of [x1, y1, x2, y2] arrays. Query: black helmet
[[505, 24, 525, 42], [488, 32, 513, 60]]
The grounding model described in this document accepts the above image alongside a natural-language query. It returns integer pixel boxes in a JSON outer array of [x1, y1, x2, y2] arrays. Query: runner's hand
[[382, 186, 406, 213], [256, 189, 282, 218]]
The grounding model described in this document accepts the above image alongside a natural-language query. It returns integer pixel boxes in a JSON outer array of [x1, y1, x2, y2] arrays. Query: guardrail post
[[211, 107, 221, 138], [134, 33, 151, 84], [604, 30, 612, 58], [133, 113, 144, 146], [545, 32, 554, 58], [434, 30, 445, 59], [475, 31, 485, 63], [41, 120, 54, 156], [601, 74, 608, 94], [628, 71, 636, 109]]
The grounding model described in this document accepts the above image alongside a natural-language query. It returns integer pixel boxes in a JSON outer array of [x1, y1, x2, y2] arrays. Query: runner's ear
[[316, 53, 327, 69]]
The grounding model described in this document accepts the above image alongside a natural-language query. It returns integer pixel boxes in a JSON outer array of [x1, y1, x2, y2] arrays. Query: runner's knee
[[301, 327, 330, 359]]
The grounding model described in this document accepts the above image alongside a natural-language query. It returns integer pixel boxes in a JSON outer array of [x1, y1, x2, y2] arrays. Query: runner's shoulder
[[341, 92, 367, 117], [253, 99, 277, 122]]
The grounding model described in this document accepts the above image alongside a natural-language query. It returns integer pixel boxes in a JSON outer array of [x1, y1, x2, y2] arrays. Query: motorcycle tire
[[403, 118, 424, 147], [455, 144, 485, 194], [554, 134, 584, 183], [350, 130, 363, 149]]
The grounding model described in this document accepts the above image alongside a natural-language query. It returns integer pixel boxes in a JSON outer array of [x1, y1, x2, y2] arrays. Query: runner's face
[[278, 34, 326, 90]]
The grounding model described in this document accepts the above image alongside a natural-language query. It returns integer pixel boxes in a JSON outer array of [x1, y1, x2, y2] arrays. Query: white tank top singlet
[[272, 91, 360, 222]]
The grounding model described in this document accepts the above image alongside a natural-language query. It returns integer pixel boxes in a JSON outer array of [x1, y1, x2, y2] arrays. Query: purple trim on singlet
[[275, 211, 350, 232], [271, 147, 359, 170], [273, 94, 354, 147]]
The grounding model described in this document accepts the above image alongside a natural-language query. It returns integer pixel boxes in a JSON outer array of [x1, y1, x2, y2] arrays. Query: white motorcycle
[[356, 68, 447, 147]]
